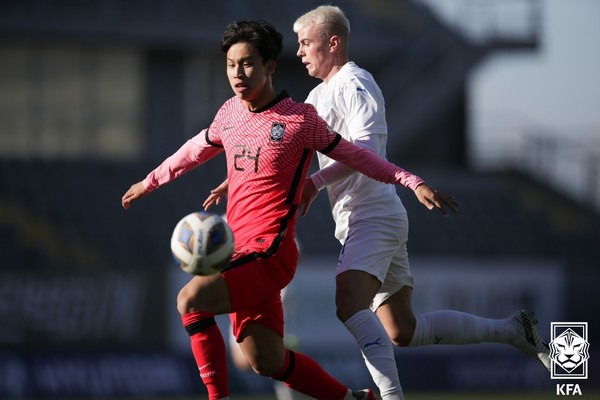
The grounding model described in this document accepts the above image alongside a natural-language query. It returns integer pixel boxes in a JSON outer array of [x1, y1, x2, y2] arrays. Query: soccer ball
[[170, 211, 235, 275]]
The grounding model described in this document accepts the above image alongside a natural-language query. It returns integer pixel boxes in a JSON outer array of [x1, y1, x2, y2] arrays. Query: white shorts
[[336, 214, 413, 311]]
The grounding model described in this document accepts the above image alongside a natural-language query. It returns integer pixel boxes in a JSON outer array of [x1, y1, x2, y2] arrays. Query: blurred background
[[0, 0, 598, 398]]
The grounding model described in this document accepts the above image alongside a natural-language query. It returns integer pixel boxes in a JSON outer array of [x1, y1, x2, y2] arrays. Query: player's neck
[[322, 59, 349, 84], [242, 86, 278, 112]]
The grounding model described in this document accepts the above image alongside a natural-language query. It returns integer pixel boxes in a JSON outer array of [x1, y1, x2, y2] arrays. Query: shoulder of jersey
[[218, 96, 239, 113], [342, 75, 372, 98]]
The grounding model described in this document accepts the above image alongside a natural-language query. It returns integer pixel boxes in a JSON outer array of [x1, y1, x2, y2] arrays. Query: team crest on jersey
[[270, 122, 286, 143]]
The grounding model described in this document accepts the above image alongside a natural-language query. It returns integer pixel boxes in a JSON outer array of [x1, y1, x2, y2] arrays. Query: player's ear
[[265, 59, 276, 76], [329, 35, 341, 53]]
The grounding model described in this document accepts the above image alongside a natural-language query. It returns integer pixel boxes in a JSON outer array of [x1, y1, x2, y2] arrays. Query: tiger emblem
[[549, 328, 590, 373]]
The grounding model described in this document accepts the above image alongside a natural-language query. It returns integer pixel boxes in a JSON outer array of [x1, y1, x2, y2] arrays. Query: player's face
[[296, 23, 336, 82], [226, 42, 275, 109]]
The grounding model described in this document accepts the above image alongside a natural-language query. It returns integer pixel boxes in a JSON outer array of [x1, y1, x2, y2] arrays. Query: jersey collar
[[251, 90, 290, 113]]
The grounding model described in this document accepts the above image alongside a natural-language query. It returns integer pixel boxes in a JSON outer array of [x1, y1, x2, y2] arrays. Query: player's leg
[[408, 309, 523, 347], [374, 262, 549, 370], [408, 307, 549, 369], [177, 274, 233, 400], [226, 237, 371, 400], [375, 286, 415, 346], [273, 285, 300, 400], [228, 287, 299, 400], [378, 292, 549, 368], [378, 285, 509, 349], [228, 323, 253, 370], [336, 218, 405, 400], [234, 296, 368, 400], [372, 219, 520, 350], [177, 235, 297, 400]]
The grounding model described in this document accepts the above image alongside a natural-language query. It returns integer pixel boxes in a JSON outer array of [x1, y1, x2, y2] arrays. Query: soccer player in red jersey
[[122, 20, 450, 400]]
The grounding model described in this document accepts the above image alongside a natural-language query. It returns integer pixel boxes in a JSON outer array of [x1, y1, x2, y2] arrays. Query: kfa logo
[[556, 384, 582, 396], [549, 322, 590, 379], [270, 122, 286, 143]]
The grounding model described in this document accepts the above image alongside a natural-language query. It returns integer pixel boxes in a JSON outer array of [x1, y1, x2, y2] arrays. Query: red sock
[[182, 311, 229, 400], [271, 350, 348, 400]]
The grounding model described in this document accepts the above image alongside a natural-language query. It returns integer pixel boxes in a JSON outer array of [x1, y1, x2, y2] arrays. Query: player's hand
[[122, 181, 149, 209], [300, 177, 319, 217], [203, 179, 229, 210], [414, 183, 459, 217]]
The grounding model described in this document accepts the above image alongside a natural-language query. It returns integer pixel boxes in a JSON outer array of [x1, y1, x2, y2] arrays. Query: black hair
[[221, 20, 283, 63]]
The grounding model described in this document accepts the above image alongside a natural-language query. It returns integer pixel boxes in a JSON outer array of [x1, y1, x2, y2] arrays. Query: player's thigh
[[337, 216, 405, 284], [238, 322, 286, 376], [336, 269, 381, 320], [371, 217, 413, 312], [229, 288, 285, 347], [376, 286, 416, 346], [177, 273, 231, 315], [226, 241, 296, 342], [225, 239, 297, 313]]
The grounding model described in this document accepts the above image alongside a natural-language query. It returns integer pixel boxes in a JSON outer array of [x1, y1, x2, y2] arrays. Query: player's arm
[[122, 129, 221, 209], [310, 83, 384, 190], [299, 136, 375, 216], [301, 84, 386, 216], [323, 137, 459, 216], [311, 135, 378, 190]]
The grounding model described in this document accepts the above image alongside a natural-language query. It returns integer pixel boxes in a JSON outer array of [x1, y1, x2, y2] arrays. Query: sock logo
[[549, 322, 589, 380], [364, 337, 382, 349], [200, 370, 217, 379], [199, 362, 217, 379], [199, 362, 213, 371]]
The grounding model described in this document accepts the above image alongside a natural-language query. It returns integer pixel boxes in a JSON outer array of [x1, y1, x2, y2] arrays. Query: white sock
[[409, 310, 515, 346], [273, 380, 296, 400], [345, 309, 404, 399]]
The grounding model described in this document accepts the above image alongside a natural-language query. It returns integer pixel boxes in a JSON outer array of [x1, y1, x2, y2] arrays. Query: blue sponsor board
[[0, 352, 204, 399]]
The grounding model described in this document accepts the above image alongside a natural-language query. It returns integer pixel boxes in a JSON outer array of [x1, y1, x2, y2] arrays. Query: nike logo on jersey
[[364, 337, 382, 349]]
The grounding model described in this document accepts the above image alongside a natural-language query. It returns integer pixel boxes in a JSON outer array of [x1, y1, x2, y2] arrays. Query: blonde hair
[[293, 5, 350, 44]]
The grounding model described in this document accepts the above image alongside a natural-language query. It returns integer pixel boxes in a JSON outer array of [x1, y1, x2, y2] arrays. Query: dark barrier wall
[[0, 271, 166, 349]]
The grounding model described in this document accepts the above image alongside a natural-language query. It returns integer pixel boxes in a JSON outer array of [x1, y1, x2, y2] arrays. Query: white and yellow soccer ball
[[170, 211, 235, 275]]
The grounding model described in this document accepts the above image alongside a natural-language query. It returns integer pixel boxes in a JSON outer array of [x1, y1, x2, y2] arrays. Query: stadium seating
[[1, 159, 597, 273]]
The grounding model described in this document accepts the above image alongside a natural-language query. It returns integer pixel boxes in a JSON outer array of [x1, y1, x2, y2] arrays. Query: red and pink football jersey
[[206, 92, 337, 252], [144, 91, 423, 256]]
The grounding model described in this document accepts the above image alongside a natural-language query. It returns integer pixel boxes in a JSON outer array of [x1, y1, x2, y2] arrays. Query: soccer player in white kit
[[293, 5, 551, 400]]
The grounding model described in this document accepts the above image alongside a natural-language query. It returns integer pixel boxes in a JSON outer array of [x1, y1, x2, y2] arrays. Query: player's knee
[[247, 355, 280, 377], [335, 306, 349, 323], [335, 293, 368, 323], [336, 302, 363, 323], [388, 318, 416, 347], [176, 287, 194, 316], [389, 329, 412, 347]]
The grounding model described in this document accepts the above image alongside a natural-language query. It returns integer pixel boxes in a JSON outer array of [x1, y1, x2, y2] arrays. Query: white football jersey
[[306, 62, 406, 242]]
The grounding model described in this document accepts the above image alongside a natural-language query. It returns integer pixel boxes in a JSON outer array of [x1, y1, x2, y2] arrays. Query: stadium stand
[[1, 1, 598, 397]]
